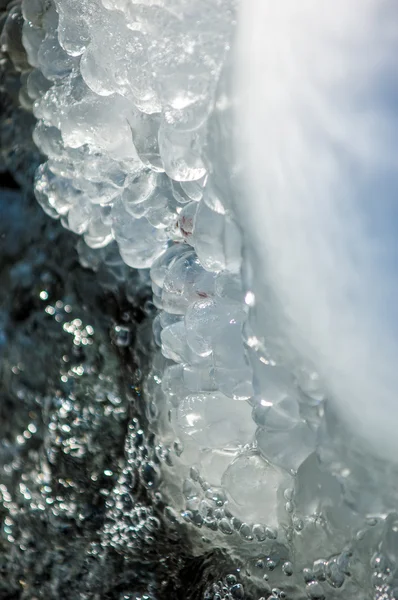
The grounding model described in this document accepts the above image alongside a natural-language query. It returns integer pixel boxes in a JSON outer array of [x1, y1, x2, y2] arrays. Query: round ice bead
[[158, 122, 206, 182], [162, 100, 212, 133], [193, 198, 242, 273], [75, 237, 101, 271], [146, 198, 176, 230], [110, 200, 138, 246], [122, 170, 158, 210], [62, 95, 135, 156], [162, 250, 216, 315], [221, 452, 291, 527], [128, 110, 163, 171], [177, 201, 197, 243], [81, 155, 128, 188], [57, 18, 90, 57], [53, 0, 91, 56], [149, 23, 217, 117], [35, 163, 78, 218], [119, 239, 167, 269], [182, 364, 217, 393], [128, 83, 161, 115], [212, 318, 253, 400], [26, 69, 51, 101], [200, 448, 238, 486], [215, 272, 244, 304], [171, 181, 191, 205], [83, 180, 121, 205], [251, 365, 303, 430], [159, 311, 183, 329], [160, 320, 192, 363], [22, 0, 49, 28], [215, 366, 252, 401], [160, 320, 212, 366], [67, 199, 92, 234], [112, 201, 168, 266], [124, 199, 148, 220], [251, 361, 293, 402], [161, 363, 190, 408], [184, 297, 218, 357], [84, 208, 113, 249], [256, 422, 316, 473], [196, 298, 251, 399], [37, 33, 77, 81], [185, 297, 245, 366], [33, 121, 65, 163], [46, 157, 75, 181], [252, 393, 301, 431], [176, 391, 255, 450], [115, 31, 160, 113], [180, 177, 206, 202], [129, 189, 169, 225], [80, 44, 117, 96], [22, 21, 45, 68], [150, 243, 191, 289]]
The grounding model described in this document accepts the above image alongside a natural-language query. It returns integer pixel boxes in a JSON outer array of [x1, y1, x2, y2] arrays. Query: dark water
[[0, 179, 248, 599], [0, 4, 245, 595]]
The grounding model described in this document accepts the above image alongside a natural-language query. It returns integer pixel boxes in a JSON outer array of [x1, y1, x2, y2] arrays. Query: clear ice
[[0, 0, 398, 598]]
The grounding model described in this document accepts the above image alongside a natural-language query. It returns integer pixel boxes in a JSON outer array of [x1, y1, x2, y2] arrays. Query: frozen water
[[161, 250, 216, 314], [293, 453, 343, 518], [10, 0, 398, 598], [185, 297, 218, 357], [193, 198, 242, 274], [222, 452, 291, 528], [256, 423, 316, 473], [176, 391, 255, 450]]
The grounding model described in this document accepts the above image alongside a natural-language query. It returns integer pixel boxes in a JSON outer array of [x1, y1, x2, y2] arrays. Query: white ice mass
[[236, 0, 398, 462]]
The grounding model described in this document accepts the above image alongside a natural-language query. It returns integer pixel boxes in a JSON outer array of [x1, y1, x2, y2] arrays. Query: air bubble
[[282, 562, 293, 577]]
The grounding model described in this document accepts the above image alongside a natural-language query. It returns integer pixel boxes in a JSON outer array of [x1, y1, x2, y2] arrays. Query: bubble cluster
[[0, 185, 137, 596], [203, 574, 245, 600]]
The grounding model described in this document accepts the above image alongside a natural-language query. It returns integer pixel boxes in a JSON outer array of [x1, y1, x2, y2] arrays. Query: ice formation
[[22, 0, 265, 510], [0, 0, 397, 597]]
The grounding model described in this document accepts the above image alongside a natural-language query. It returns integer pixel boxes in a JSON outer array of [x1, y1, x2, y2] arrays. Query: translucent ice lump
[[20, 1, 398, 598]]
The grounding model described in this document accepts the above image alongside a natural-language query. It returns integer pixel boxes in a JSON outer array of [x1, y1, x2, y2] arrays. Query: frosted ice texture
[[23, 0, 269, 510], [19, 2, 398, 598]]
